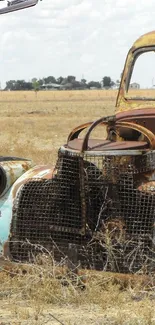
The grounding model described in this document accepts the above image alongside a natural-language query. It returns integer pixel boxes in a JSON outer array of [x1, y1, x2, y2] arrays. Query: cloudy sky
[[0, 0, 155, 87]]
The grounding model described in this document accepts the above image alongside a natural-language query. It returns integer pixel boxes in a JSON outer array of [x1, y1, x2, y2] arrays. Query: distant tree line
[[4, 75, 118, 91]]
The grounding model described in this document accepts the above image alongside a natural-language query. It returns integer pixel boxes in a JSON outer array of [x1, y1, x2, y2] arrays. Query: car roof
[[132, 30, 155, 51]]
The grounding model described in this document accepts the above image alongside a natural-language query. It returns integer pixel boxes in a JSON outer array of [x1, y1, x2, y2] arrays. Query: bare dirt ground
[[0, 89, 155, 325]]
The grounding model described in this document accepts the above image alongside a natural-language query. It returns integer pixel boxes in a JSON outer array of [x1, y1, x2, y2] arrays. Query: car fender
[[0, 165, 55, 256]]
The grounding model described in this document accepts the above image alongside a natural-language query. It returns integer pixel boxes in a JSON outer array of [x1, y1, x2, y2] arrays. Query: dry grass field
[[0, 89, 117, 165], [0, 89, 155, 325]]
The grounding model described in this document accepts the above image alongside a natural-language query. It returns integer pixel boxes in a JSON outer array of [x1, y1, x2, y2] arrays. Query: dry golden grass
[[0, 256, 155, 325], [0, 89, 155, 324], [127, 89, 155, 98], [0, 89, 116, 165]]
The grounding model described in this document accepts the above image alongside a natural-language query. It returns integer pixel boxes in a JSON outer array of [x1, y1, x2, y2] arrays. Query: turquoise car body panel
[[0, 188, 12, 253]]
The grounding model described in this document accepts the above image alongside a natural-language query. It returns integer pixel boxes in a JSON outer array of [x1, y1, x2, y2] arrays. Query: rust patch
[[3, 240, 11, 259], [137, 181, 155, 192], [67, 139, 148, 151]]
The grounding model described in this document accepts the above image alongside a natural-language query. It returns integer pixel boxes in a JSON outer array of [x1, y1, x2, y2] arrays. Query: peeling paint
[[0, 163, 54, 256], [0, 160, 33, 197]]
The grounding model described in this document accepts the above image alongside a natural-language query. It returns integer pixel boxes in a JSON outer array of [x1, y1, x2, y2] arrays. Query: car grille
[[10, 149, 155, 273]]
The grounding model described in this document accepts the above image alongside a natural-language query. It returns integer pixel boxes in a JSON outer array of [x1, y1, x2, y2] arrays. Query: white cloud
[[80, 53, 94, 64], [0, 0, 155, 87]]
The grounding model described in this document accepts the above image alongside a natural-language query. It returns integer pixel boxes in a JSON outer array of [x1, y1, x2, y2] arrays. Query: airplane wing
[[0, 0, 39, 15]]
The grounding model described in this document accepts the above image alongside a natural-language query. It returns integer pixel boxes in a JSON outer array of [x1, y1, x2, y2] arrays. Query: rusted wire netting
[[10, 148, 155, 273]]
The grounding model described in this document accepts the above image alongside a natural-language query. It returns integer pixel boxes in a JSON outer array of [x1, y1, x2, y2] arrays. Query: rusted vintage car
[[1, 5, 155, 273]]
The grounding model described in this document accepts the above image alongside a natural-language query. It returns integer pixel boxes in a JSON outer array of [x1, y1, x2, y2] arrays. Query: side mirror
[[0, 0, 39, 15]]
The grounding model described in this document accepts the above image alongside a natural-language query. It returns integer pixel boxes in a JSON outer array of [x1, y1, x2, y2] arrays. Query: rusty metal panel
[[67, 139, 148, 151], [116, 108, 155, 134]]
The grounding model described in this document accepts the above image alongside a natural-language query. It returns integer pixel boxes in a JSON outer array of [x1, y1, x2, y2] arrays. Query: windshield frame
[[125, 46, 155, 101]]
